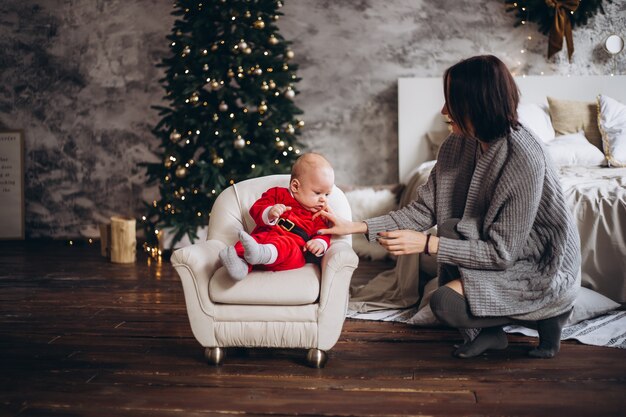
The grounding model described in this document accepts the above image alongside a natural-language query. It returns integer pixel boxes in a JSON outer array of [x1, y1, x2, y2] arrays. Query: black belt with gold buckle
[[277, 218, 310, 242]]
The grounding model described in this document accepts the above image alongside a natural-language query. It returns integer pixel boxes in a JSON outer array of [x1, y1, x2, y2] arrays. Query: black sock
[[528, 308, 572, 359], [454, 326, 508, 358]]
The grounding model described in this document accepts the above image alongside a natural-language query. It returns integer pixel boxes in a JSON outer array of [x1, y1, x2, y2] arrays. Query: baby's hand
[[268, 204, 291, 221], [304, 239, 325, 256]]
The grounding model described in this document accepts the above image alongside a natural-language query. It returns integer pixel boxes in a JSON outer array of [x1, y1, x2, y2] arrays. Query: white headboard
[[398, 75, 626, 183]]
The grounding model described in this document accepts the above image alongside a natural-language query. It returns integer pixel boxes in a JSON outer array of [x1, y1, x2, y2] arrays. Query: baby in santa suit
[[219, 152, 334, 280]]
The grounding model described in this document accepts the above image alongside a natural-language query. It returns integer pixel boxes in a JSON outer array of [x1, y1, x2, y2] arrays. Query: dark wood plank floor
[[1, 241, 625, 417]]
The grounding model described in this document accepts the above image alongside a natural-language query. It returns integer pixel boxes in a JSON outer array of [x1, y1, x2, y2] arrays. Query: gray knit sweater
[[365, 126, 581, 321]]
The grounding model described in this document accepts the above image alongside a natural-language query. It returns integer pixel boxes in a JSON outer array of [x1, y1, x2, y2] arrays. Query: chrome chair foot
[[306, 348, 328, 368], [205, 347, 225, 366]]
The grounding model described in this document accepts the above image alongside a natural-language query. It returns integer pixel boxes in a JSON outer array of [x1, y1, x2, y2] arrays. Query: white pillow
[[344, 188, 397, 260], [598, 94, 626, 167], [566, 287, 620, 326], [517, 102, 555, 143], [545, 131, 606, 166]]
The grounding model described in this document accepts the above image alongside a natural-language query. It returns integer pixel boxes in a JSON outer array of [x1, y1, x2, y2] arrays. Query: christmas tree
[[143, 0, 305, 254]]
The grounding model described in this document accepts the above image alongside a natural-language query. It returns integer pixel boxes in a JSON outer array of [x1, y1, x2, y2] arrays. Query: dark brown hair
[[443, 55, 520, 143]]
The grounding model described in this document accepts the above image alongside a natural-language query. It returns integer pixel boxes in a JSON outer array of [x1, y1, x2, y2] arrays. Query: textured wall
[[0, 0, 624, 238]]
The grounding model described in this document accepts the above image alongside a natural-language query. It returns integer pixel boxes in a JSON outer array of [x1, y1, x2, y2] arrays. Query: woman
[[317, 55, 580, 359]]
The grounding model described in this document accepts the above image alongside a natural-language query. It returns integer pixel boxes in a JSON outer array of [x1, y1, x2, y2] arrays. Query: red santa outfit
[[234, 187, 331, 272]]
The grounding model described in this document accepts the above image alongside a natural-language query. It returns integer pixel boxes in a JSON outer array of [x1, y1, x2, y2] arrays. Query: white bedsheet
[[558, 166, 626, 302]]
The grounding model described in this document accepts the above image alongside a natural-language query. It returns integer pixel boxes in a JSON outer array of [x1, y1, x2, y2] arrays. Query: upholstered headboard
[[398, 75, 626, 183]]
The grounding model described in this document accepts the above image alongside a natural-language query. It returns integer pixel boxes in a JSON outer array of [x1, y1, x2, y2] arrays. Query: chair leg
[[205, 347, 225, 366], [306, 348, 328, 368]]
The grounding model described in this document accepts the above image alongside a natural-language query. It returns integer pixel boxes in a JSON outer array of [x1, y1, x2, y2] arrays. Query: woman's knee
[[429, 286, 467, 328]]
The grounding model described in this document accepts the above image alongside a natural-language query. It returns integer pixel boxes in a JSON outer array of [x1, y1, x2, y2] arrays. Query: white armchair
[[171, 175, 359, 368]]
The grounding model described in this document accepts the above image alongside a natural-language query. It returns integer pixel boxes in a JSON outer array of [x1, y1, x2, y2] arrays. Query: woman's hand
[[377, 230, 431, 256], [314, 208, 368, 236]]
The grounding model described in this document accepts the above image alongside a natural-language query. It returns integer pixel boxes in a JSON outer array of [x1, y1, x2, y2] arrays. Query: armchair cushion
[[209, 264, 321, 305]]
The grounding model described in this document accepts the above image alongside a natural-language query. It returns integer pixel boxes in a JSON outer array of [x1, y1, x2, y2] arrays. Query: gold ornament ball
[[286, 50, 294, 59], [297, 120, 305, 127], [227, 69, 235, 77], [243, 47, 252, 54], [183, 45, 191, 55], [213, 157, 225, 167], [269, 80, 276, 89], [175, 166, 187, 178], [259, 103, 268, 113], [210, 81, 220, 90], [238, 41, 248, 50], [276, 140, 286, 149], [244, 10, 252, 18], [211, 44, 218, 52], [286, 125, 295, 134], [233, 137, 246, 149], [261, 83, 269, 91], [253, 20, 265, 29], [170, 130, 182, 142], [269, 35, 279, 45], [218, 102, 228, 112], [164, 159, 173, 168], [190, 93, 199, 103], [284, 88, 295, 99], [254, 68, 263, 75], [203, 64, 209, 71]]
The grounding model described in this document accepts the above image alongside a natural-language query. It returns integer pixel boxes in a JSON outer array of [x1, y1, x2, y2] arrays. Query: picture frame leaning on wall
[[0, 131, 25, 239]]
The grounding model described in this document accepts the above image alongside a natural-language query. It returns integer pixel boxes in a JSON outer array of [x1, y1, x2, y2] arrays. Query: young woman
[[317, 55, 580, 359]]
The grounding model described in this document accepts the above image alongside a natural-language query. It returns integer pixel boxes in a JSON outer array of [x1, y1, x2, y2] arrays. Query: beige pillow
[[547, 96, 602, 150]]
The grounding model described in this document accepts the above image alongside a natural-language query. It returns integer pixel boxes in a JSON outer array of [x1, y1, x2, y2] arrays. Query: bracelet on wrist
[[424, 233, 431, 256]]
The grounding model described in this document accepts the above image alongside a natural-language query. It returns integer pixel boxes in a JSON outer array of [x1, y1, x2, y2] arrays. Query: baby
[[219, 153, 334, 280]]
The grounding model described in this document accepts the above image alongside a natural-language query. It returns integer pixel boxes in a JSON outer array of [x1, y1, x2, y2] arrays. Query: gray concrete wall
[[1, 0, 624, 238]]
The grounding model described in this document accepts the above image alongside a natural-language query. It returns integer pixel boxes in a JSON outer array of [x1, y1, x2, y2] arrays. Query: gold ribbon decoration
[[545, 0, 580, 61]]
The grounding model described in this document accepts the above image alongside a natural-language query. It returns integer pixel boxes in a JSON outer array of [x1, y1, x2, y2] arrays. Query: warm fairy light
[[88, 239, 93, 244], [212, 189, 216, 194], [275, 159, 279, 164], [142, 216, 147, 221], [295, 149, 301, 154], [251, 164, 256, 168], [69, 240, 73, 245]]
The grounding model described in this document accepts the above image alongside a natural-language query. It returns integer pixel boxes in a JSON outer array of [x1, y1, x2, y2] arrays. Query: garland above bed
[[504, 0, 612, 61]]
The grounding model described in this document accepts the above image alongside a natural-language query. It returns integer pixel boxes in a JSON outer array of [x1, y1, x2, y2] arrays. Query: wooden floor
[[1, 241, 625, 417]]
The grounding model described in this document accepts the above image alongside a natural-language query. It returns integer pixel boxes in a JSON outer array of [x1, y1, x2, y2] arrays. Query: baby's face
[[291, 169, 334, 212]]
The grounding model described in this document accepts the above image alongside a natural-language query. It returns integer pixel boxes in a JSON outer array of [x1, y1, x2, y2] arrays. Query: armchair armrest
[[317, 241, 359, 350], [319, 241, 359, 308], [171, 239, 226, 317]]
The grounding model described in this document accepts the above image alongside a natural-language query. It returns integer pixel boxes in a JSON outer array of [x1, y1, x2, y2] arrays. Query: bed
[[349, 75, 626, 314]]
